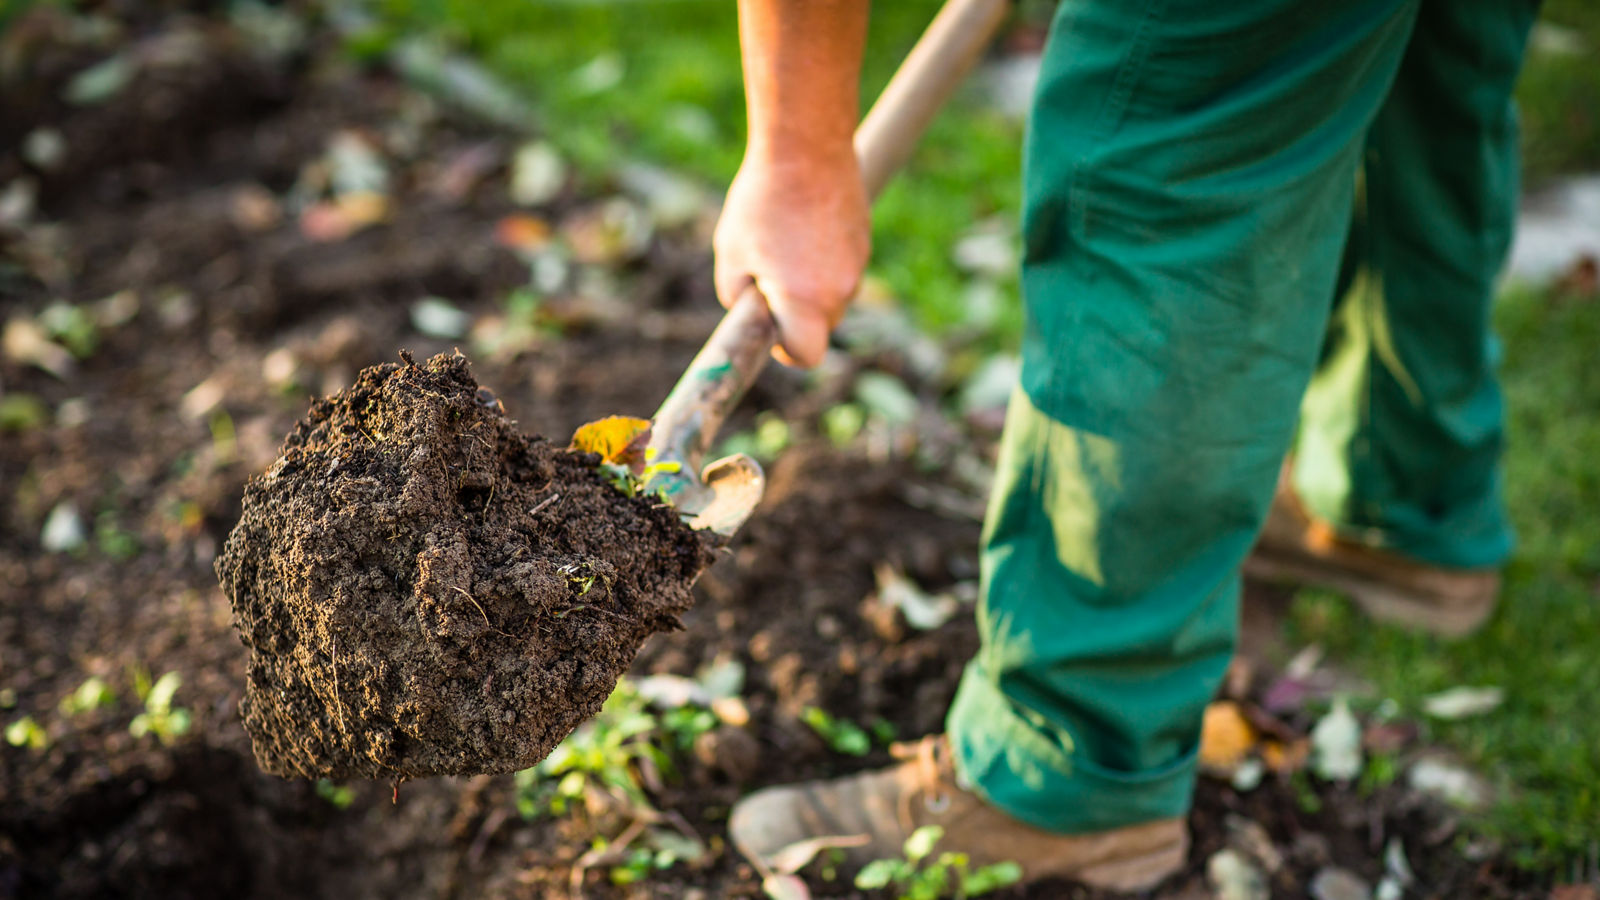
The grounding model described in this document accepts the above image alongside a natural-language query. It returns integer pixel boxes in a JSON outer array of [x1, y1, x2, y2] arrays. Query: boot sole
[[1243, 549, 1495, 639]]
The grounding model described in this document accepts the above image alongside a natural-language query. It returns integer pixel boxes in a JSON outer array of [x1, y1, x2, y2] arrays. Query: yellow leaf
[[1200, 700, 1258, 773], [570, 416, 651, 466]]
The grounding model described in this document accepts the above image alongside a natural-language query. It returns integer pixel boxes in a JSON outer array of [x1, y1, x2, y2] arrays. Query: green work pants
[[947, 0, 1537, 833]]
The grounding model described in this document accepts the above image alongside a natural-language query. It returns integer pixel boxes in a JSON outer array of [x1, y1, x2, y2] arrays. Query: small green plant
[[316, 779, 356, 809], [801, 705, 871, 757], [854, 826, 1022, 900], [129, 670, 192, 745], [599, 454, 681, 500], [5, 716, 49, 751], [513, 681, 669, 820], [94, 511, 139, 561], [559, 561, 600, 596], [59, 676, 117, 716]]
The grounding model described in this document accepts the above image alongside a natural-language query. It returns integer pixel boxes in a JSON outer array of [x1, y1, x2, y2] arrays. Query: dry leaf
[[1421, 686, 1504, 720], [1310, 697, 1363, 782], [570, 416, 651, 467], [1200, 701, 1258, 773], [495, 214, 552, 253]]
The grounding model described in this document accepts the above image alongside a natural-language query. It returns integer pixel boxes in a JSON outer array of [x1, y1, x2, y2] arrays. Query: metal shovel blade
[[686, 453, 765, 535]]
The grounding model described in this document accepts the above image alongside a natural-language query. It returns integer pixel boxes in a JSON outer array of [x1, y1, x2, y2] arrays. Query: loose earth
[[215, 352, 716, 780]]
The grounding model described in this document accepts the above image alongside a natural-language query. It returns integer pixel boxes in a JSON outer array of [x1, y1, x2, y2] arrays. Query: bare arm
[[714, 0, 870, 368]]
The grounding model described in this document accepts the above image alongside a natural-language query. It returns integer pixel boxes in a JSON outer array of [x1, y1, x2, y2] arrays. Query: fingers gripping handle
[[649, 0, 1011, 492]]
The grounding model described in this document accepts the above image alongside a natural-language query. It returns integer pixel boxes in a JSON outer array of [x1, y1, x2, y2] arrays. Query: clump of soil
[[215, 352, 716, 780]]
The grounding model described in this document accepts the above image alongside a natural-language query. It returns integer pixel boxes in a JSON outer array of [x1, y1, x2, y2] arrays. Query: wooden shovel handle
[[650, 0, 1012, 476]]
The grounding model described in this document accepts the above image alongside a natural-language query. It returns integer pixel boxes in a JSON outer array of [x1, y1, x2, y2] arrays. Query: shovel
[[641, 0, 1012, 535]]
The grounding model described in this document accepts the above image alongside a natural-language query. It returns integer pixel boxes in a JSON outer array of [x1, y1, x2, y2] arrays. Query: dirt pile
[[215, 352, 716, 780]]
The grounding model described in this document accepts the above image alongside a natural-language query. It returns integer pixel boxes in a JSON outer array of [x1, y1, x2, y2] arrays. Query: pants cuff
[[945, 664, 1197, 834]]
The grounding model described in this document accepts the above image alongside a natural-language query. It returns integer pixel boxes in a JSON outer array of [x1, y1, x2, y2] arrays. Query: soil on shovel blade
[[215, 352, 716, 779]]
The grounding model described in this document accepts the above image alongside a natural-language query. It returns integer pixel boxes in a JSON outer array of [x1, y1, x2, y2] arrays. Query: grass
[[364, 0, 1598, 870], [1290, 284, 1600, 869], [365, 0, 1023, 344]]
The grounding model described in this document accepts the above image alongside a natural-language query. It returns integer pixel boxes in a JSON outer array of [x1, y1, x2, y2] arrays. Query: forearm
[[736, 0, 868, 167]]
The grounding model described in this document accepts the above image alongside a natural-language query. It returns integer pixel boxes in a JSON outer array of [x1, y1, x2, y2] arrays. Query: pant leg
[[947, 0, 1420, 833], [1293, 0, 1539, 570]]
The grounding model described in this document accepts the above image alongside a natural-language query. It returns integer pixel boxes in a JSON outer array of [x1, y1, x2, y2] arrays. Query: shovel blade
[[687, 453, 764, 536]]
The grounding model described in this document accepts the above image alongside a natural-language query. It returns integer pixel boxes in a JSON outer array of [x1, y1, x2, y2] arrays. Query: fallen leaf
[[570, 416, 651, 467], [564, 197, 652, 265], [1408, 755, 1490, 809], [874, 563, 959, 631], [761, 874, 811, 900], [327, 130, 388, 197], [63, 54, 135, 105], [1225, 814, 1282, 873], [510, 141, 566, 207], [766, 833, 870, 875], [618, 162, 706, 229], [1383, 837, 1414, 888], [390, 38, 537, 131], [1550, 885, 1600, 900], [230, 184, 283, 231], [1421, 686, 1504, 720], [1262, 737, 1310, 774], [3, 317, 75, 378], [1200, 701, 1258, 773], [1310, 867, 1371, 900], [1207, 848, 1268, 900], [1310, 697, 1363, 782], [633, 674, 707, 709], [411, 297, 470, 339], [495, 214, 553, 253], [1231, 757, 1265, 791], [41, 502, 85, 553], [697, 657, 745, 700], [853, 371, 919, 426]]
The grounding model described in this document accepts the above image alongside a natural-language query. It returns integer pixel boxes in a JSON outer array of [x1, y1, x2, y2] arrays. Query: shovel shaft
[[650, 0, 1010, 484]]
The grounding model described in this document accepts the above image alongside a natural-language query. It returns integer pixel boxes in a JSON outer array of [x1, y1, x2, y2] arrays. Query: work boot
[[728, 735, 1187, 892], [1244, 473, 1498, 638]]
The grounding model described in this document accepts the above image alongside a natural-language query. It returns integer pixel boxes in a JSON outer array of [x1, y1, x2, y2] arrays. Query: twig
[[529, 493, 561, 516], [330, 638, 348, 737], [453, 587, 512, 636]]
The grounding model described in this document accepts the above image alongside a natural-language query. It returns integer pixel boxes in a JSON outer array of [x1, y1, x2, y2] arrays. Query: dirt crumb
[[215, 352, 716, 779]]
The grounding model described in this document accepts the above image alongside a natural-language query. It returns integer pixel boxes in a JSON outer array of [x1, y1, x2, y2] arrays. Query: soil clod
[[216, 352, 715, 779]]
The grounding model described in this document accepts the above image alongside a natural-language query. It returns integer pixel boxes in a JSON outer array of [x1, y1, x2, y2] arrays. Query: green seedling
[[855, 826, 1022, 900], [560, 561, 600, 596], [607, 829, 706, 885], [599, 456, 682, 501], [95, 510, 139, 561], [514, 681, 669, 820], [129, 670, 192, 745], [38, 302, 98, 359], [316, 779, 356, 809], [5, 716, 49, 751], [801, 706, 871, 757], [59, 676, 117, 716], [659, 704, 717, 753]]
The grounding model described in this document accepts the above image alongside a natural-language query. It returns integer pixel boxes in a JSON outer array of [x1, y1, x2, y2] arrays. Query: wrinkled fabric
[[948, 0, 1535, 833]]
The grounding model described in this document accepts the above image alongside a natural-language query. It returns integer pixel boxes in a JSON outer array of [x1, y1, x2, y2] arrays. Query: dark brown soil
[[217, 352, 714, 778], [0, 7, 1550, 900]]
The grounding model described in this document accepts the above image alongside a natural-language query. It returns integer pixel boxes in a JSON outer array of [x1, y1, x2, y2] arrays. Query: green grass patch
[[366, 0, 1023, 346], [1290, 284, 1600, 869]]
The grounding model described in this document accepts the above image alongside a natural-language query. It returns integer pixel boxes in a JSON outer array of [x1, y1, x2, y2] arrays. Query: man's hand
[[714, 150, 869, 369], [715, 0, 870, 369]]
